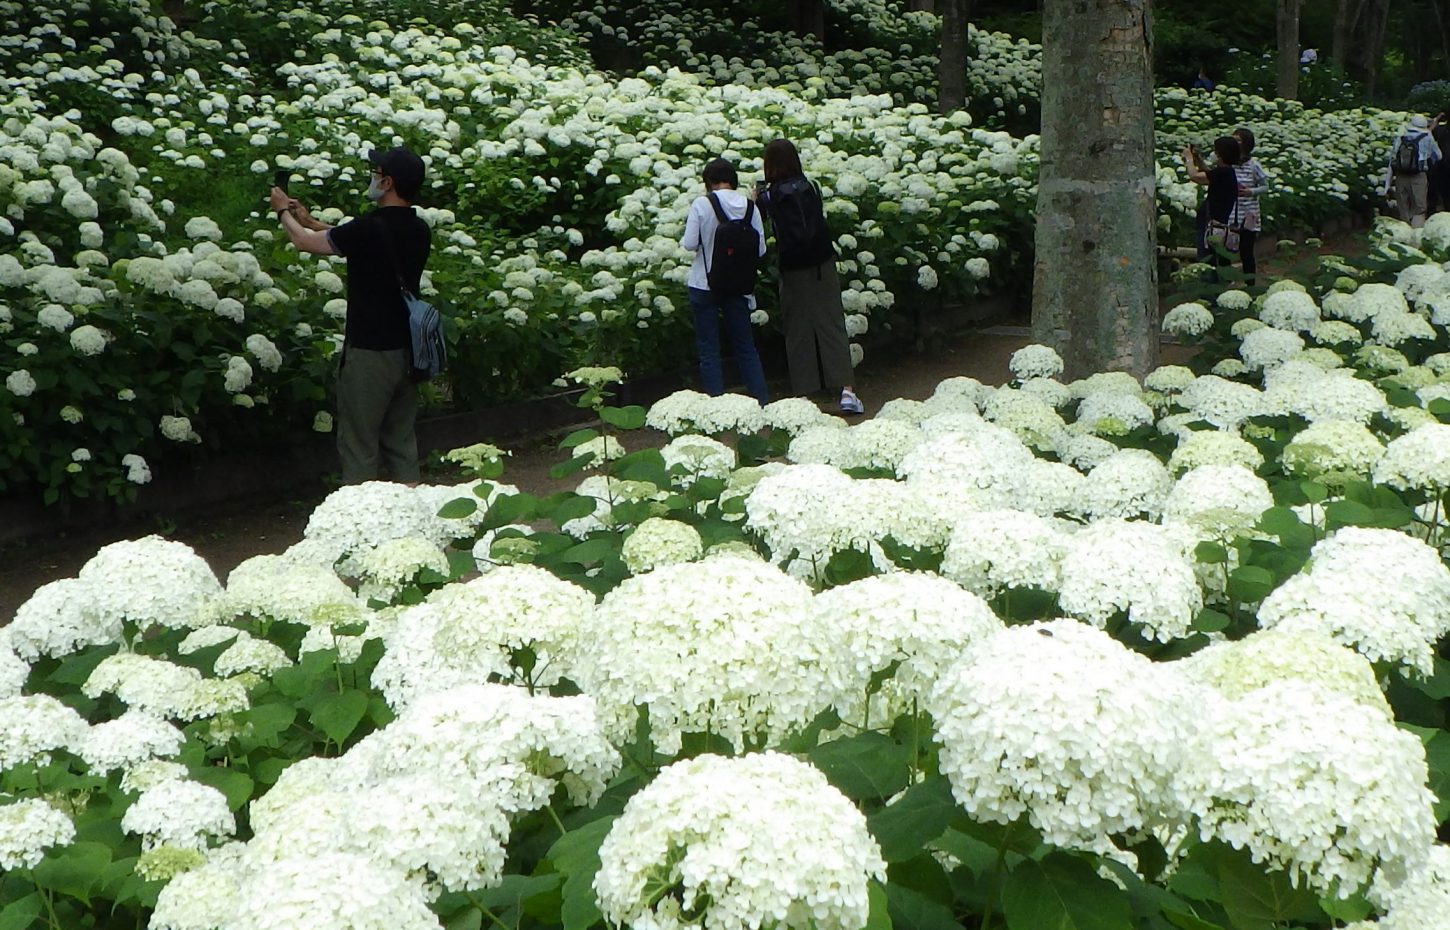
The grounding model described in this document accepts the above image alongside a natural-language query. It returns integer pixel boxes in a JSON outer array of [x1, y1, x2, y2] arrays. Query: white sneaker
[[839, 388, 864, 415]]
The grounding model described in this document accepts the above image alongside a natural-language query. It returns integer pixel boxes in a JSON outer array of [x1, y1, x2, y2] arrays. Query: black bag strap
[[707, 192, 754, 226]]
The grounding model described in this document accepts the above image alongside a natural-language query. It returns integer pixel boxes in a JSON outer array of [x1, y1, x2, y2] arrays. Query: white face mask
[[366, 176, 386, 202]]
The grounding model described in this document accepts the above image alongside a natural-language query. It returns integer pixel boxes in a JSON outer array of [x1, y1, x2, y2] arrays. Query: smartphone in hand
[[273, 169, 290, 194]]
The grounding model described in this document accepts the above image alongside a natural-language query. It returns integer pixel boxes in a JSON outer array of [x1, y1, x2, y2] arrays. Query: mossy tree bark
[[1031, 0, 1159, 379]]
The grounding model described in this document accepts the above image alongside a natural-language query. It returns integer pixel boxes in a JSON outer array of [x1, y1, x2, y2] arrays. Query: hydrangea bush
[[11, 225, 1450, 929]]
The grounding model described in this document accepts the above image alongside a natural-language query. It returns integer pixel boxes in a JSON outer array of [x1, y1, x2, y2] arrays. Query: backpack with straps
[[765, 177, 837, 270], [704, 192, 761, 296], [1394, 133, 1427, 175], [379, 218, 446, 383]]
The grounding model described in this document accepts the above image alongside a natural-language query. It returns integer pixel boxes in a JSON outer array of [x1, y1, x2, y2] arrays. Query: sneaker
[[839, 388, 864, 415]]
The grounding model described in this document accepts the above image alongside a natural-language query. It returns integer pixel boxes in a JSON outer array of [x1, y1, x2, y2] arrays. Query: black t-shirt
[[1205, 165, 1238, 224], [326, 206, 431, 351]]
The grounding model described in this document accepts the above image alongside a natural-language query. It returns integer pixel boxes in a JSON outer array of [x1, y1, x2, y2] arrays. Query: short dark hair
[[702, 158, 738, 188], [1213, 135, 1242, 166], [762, 138, 804, 183], [1232, 127, 1256, 159]]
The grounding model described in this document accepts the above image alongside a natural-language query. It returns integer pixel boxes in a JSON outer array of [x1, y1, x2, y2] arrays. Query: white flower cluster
[[929, 621, 1201, 861], [373, 566, 595, 709], [811, 573, 1001, 725], [1058, 520, 1203, 641], [1181, 680, 1435, 897], [646, 390, 766, 435], [0, 799, 75, 871], [575, 556, 829, 753], [1258, 527, 1450, 675], [595, 753, 885, 930], [621, 518, 704, 573], [1008, 343, 1064, 380]]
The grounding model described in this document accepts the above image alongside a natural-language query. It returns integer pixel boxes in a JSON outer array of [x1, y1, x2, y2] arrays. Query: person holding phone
[[1183, 136, 1242, 273], [267, 146, 432, 483]]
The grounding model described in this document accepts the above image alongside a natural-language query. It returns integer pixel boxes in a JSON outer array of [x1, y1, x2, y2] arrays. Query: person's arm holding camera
[[1181, 144, 1209, 184], [269, 186, 336, 256]]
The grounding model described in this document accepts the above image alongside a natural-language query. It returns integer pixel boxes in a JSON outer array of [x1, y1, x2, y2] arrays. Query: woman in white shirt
[[680, 158, 770, 405]]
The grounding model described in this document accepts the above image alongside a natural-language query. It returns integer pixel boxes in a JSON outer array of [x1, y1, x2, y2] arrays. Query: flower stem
[[546, 803, 569, 838]]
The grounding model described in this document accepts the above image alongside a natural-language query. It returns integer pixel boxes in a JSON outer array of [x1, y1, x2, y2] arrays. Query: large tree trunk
[[1277, 0, 1301, 99], [1031, 0, 1158, 380], [794, 0, 826, 42], [939, 0, 969, 113]]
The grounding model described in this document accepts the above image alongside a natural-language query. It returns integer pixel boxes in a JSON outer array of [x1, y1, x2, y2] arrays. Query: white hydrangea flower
[[596, 753, 885, 930], [812, 573, 1001, 725], [68, 323, 107, 356], [1374, 423, 1450, 491], [761, 397, 842, 434], [646, 390, 764, 434], [183, 216, 223, 241], [1373, 310, 1438, 346], [122, 453, 152, 484], [622, 518, 704, 573], [1161, 301, 1214, 336], [1058, 433, 1119, 471], [1163, 465, 1273, 538], [1356, 844, 1450, 930], [352, 536, 449, 599], [1217, 289, 1252, 310], [1167, 429, 1264, 474], [1239, 326, 1305, 370], [1180, 680, 1435, 897], [1178, 376, 1265, 429], [1008, 343, 1064, 379], [244, 333, 282, 371], [661, 435, 737, 487], [5, 369, 37, 397], [1144, 364, 1197, 395], [1310, 319, 1364, 346], [0, 800, 75, 871], [214, 636, 293, 678], [1282, 419, 1384, 483], [36, 304, 75, 332], [1071, 449, 1173, 520], [575, 556, 829, 753], [77, 710, 185, 772], [941, 509, 1070, 597], [121, 779, 235, 851], [930, 620, 1203, 861], [1258, 527, 1450, 675], [1259, 289, 1321, 332], [1074, 391, 1154, 434], [0, 694, 89, 769], [1180, 629, 1389, 715], [76, 536, 221, 630], [1058, 520, 1202, 641], [160, 415, 200, 443], [304, 482, 457, 572], [221, 554, 364, 628], [6, 577, 119, 661], [83, 653, 246, 721]]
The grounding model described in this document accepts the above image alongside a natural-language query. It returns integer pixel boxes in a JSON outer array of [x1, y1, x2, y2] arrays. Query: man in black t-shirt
[[269, 146, 432, 484]]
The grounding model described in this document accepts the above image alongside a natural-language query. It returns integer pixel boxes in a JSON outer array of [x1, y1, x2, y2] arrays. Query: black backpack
[[1394, 133, 1426, 175], [766, 177, 836, 270], [705, 192, 761, 296]]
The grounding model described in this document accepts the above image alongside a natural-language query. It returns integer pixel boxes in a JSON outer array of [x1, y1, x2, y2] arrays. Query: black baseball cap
[[367, 146, 425, 200]]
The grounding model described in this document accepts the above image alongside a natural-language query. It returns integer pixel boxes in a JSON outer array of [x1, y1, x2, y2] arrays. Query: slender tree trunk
[[1358, 0, 1394, 96], [794, 0, 826, 42], [1031, 0, 1159, 379], [1332, 0, 1362, 68], [1277, 0, 1302, 99], [939, 0, 969, 113]]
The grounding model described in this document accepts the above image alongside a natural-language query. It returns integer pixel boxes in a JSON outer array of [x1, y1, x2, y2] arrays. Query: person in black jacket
[[754, 138, 863, 414], [270, 146, 431, 483]]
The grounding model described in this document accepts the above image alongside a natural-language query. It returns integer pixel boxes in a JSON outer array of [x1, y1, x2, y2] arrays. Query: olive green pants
[[336, 346, 419, 484]]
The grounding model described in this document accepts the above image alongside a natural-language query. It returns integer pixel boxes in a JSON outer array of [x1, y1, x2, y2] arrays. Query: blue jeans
[[688, 287, 769, 405]]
